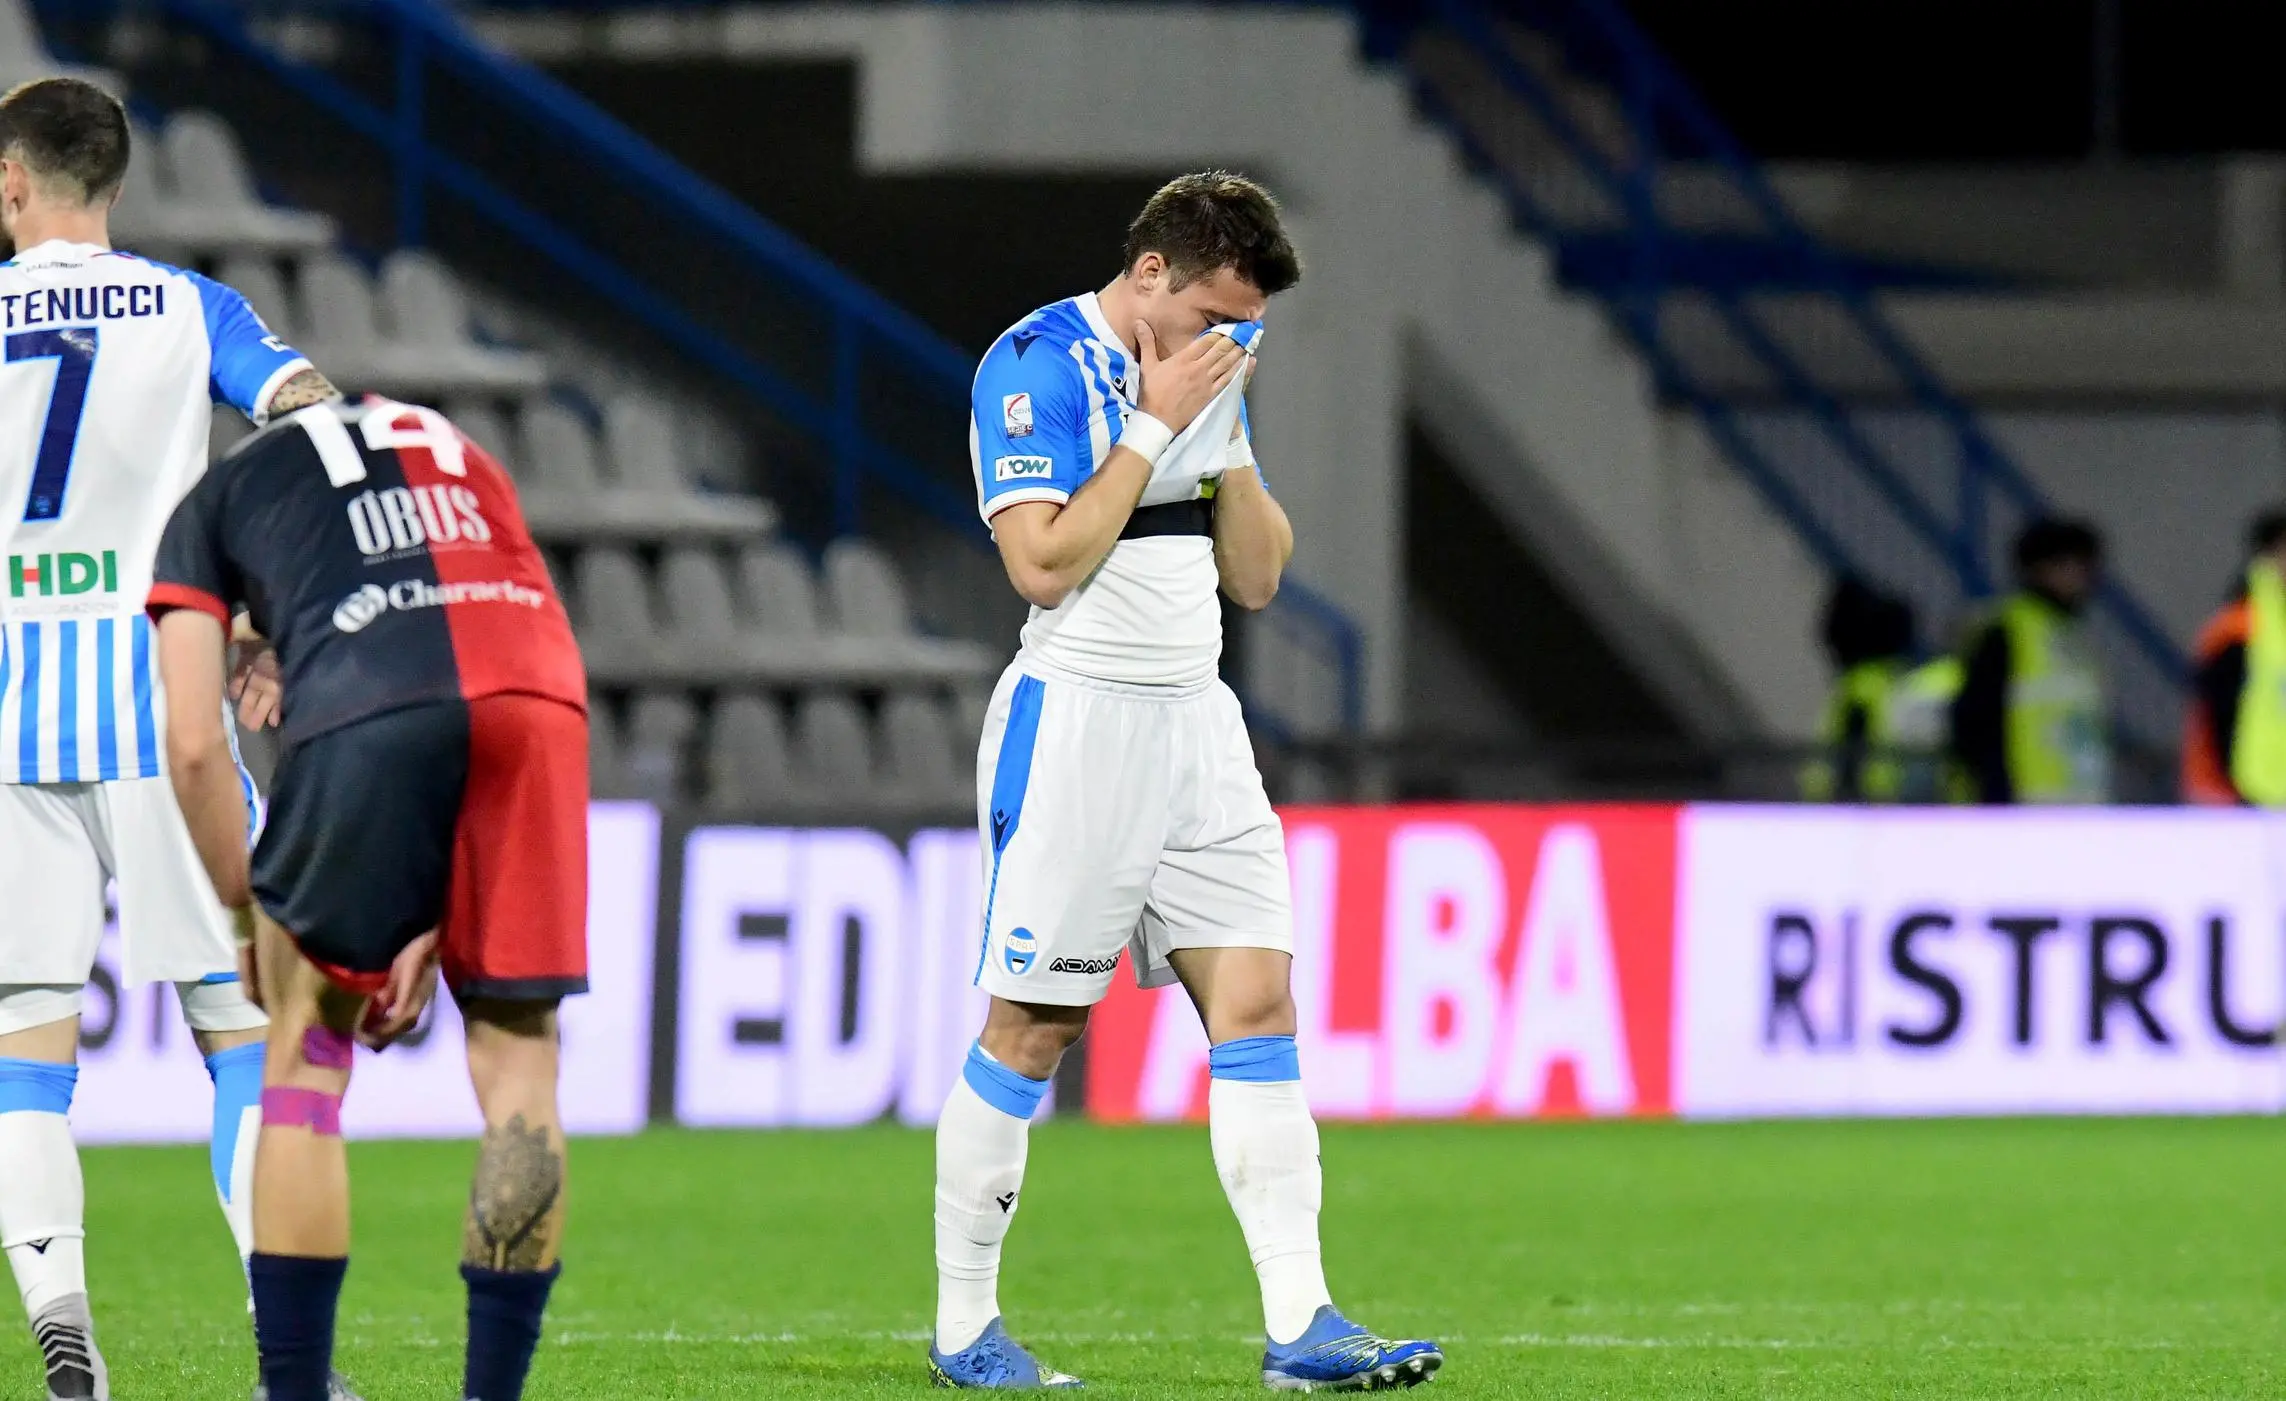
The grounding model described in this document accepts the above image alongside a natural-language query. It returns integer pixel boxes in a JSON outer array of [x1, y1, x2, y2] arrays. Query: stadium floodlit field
[[11, 1118, 2281, 1397]]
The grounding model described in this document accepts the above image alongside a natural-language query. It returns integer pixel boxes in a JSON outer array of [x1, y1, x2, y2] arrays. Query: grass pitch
[[6, 1117, 2281, 1397]]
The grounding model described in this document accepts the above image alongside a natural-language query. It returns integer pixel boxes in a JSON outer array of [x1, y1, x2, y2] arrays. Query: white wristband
[[1119, 411, 1176, 467]]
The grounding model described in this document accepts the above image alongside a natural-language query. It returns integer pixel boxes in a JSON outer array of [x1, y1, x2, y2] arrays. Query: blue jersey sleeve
[[185, 270, 312, 422], [972, 333, 1089, 522]]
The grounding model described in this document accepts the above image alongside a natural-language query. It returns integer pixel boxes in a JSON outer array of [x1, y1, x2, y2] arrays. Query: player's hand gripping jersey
[[0, 240, 310, 781], [147, 397, 586, 744], [969, 293, 1261, 687]]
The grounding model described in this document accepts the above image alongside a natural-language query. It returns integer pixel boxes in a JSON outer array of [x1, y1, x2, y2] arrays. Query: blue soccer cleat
[[928, 1318, 1083, 1389], [1261, 1306, 1444, 1392]]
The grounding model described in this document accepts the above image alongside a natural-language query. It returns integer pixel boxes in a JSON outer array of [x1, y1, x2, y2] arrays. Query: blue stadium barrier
[[33, 0, 1369, 736], [1381, 0, 2187, 743]]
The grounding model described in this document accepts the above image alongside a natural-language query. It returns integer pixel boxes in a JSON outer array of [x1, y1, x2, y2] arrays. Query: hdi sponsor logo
[[9, 550, 117, 597]]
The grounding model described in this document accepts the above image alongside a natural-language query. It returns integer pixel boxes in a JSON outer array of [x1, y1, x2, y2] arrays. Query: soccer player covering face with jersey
[[0, 77, 344, 1401], [938, 172, 1443, 1391], [146, 398, 589, 1401]]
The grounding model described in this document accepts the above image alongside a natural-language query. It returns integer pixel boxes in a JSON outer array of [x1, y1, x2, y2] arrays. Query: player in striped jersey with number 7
[[0, 78, 347, 1400]]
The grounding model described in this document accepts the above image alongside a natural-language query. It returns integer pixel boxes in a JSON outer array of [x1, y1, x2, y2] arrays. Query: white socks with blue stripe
[[204, 1043, 265, 1275], [1209, 1035, 1333, 1346], [934, 1042, 1048, 1355], [0, 1057, 108, 1398]]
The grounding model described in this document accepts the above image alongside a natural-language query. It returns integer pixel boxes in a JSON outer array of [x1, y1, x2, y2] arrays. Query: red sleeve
[[145, 582, 230, 628]]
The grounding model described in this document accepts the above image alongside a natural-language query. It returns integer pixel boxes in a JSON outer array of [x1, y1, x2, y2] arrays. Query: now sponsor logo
[[333, 578, 548, 633], [346, 484, 492, 560], [8, 550, 117, 598]]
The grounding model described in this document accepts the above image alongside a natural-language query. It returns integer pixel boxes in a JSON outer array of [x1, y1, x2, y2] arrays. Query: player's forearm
[[1212, 468, 1292, 611], [260, 367, 340, 422], [170, 737, 253, 908], [1001, 446, 1153, 606]]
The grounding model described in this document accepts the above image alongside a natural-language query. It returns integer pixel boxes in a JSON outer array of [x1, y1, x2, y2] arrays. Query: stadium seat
[[571, 547, 655, 661], [587, 699, 626, 799], [0, 0, 118, 96], [791, 691, 874, 796], [706, 692, 793, 814], [517, 401, 606, 495], [822, 538, 912, 638], [881, 692, 961, 805], [657, 546, 740, 645], [208, 404, 253, 461], [298, 252, 383, 349], [737, 542, 821, 637], [161, 111, 265, 212], [216, 256, 298, 342], [602, 395, 687, 494], [622, 691, 696, 804], [377, 249, 477, 348], [442, 398, 516, 472], [118, 117, 173, 217]]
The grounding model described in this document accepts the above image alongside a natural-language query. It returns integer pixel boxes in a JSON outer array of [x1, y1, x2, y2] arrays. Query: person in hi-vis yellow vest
[[1949, 518, 2111, 804], [1802, 578, 1966, 801], [2187, 509, 2286, 805]]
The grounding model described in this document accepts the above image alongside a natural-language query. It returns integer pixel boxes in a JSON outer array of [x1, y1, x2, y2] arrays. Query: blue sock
[[250, 1253, 346, 1401], [462, 1262, 559, 1401], [203, 1044, 264, 1213], [1207, 1034, 1303, 1083]]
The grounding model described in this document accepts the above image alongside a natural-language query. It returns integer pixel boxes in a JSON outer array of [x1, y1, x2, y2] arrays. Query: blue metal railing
[[1394, 0, 2187, 742], [39, 0, 1369, 731]]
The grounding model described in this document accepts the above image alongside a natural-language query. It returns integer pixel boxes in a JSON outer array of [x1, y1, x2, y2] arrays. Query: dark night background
[[1620, 0, 2282, 161]]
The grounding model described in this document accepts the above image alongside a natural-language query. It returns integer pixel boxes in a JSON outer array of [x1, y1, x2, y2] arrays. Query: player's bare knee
[[1205, 983, 1297, 1045], [463, 999, 562, 1122], [980, 998, 1088, 1080]]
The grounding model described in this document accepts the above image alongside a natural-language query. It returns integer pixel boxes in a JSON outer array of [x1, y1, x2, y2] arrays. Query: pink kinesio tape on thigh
[[302, 1025, 354, 1069], [261, 1087, 343, 1136]]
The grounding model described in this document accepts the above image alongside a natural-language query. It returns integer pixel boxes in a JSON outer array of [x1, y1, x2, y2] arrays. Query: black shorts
[[251, 696, 590, 1001]]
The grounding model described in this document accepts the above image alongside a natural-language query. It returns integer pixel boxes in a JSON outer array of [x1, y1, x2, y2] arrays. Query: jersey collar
[[7, 238, 107, 267], [1077, 292, 1131, 357]]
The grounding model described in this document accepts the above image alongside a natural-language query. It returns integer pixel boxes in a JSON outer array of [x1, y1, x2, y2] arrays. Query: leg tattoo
[[462, 1115, 564, 1272]]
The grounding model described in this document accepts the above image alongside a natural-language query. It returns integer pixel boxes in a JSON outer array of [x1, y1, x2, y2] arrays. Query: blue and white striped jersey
[[969, 292, 1260, 687], [0, 239, 310, 783]]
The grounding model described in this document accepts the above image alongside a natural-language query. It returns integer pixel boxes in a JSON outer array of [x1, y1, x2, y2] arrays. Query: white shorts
[[0, 777, 246, 990], [973, 660, 1292, 1007]]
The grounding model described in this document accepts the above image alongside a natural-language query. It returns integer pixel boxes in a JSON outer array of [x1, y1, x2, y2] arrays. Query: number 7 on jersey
[[6, 326, 100, 523]]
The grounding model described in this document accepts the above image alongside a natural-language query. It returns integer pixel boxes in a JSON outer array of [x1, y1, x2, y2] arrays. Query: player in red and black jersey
[[145, 396, 585, 1401]]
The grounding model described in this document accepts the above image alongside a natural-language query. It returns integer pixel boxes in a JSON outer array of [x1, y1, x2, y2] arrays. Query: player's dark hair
[[1123, 171, 1301, 296], [2014, 517, 2102, 571], [0, 78, 130, 206], [2250, 507, 2286, 556]]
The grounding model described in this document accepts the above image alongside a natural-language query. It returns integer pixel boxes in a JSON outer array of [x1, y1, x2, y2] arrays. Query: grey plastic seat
[[377, 249, 473, 347], [441, 399, 514, 471], [587, 702, 626, 800], [602, 395, 685, 493], [209, 404, 253, 460], [298, 253, 380, 348], [622, 692, 697, 805], [215, 256, 297, 342], [117, 117, 172, 222], [658, 547, 740, 645], [881, 692, 959, 804], [821, 538, 912, 638], [162, 110, 261, 209], [570, 547, 653, 655], [517, 401, 605, 495], [707, 692, 793, 814], [791, 691, 873, 797], [737, 542, 820, 637]]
